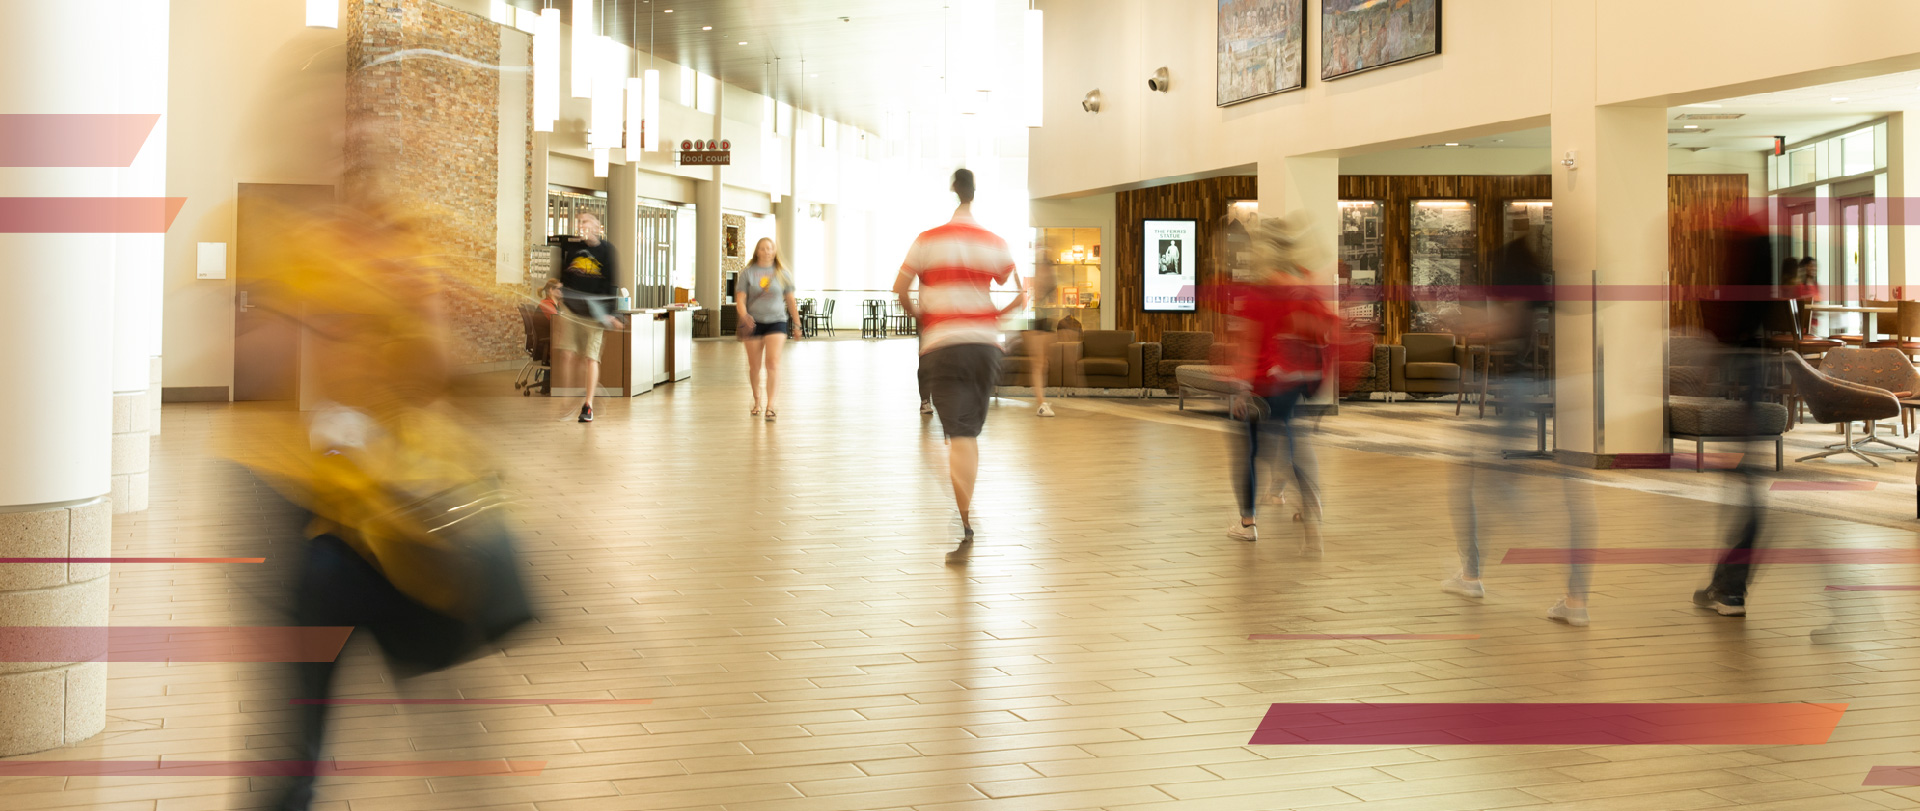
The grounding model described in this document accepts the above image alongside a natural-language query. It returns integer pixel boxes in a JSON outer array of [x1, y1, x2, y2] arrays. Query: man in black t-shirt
[[555, 211, 620, 422]]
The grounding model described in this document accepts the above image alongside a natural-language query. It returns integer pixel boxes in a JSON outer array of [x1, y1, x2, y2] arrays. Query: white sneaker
[[1227, 521, 1258, 542], [1036, 403, 1055, 417], [1547, 599, 1589, 626], [920, 401, 934, 415], [1440, 574, 1485, 598]]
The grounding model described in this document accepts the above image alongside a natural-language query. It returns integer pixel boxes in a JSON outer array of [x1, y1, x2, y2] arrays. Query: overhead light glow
[[1832, 96, 1850, 102], [571, 0, 593, 98], [627, 76, 644, 153], [489, 0, 511, 25], [642, 69, 661, 151], [534, 8, 561, 131], [1444, 142, 1460, 146], [593, 148, 609, 177], [1024, 8, 1044, 128], [1682, 124, 1698, 129], [738, 41, 748, 45], [306, 0, 339, 28], [589, 35, 625, 150], [702, 25, 712, 30]]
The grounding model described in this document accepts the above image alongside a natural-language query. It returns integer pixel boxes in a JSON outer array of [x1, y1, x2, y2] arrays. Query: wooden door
[[234, 183, 333, 401]]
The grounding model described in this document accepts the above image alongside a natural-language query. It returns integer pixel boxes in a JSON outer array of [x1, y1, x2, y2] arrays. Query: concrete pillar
[[694, 179, 722, 335], [531, 131, 551, 286], [1888, 112, 1920, 296], [606, 157, 638, 296], [0, 0, 121, 756], [774, 194, 798, 277], [1551, 0, 1671, 461], [108, 0, 166, 513]]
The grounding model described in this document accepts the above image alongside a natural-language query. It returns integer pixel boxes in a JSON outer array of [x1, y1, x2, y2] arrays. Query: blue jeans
[[1234, 385, 1318, 521], [1454, 376, 1591, 598]]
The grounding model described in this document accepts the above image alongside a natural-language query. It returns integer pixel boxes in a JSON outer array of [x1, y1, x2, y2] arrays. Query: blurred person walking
[[555, 210, 620, 422], [1226, 221, 1334, 554], [1441, 238, 1594, 625], [737, 237, 802, 420], [1024, 259, 1059, 417], [895, 169, 1025, 561]]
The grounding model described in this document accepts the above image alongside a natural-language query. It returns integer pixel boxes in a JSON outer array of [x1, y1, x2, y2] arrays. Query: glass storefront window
[[1789, 147, 1817, 187], [1843, 130, 1875, 177], [1032, 227, 1101, 333], [1336, 200, 1384, 333], [1410, 200, 1476, 334]]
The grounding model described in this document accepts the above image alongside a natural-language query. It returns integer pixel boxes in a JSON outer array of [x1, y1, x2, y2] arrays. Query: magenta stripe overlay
[[1864, 766, 1920, 785], [0, 557, 264, 564], [0, 627, 350, 662], [1249, 703, 1847, 746], [1825, 585, 1920, 591], [1249, 634, 1478, 640], [1772, 481, 1877, 491], [1502, 548, 1920, 564], [0, 114, 161, 167], [291, 698, 651, 705], [0, 760, 545, 777]]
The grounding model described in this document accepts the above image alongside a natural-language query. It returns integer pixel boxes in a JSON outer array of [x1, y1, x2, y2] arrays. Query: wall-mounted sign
[[678, 138, 731, 166], [1142, 218, 1198, 313]]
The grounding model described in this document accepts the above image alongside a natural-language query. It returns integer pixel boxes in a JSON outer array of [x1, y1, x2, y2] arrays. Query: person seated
[[537, 278, 563, 316]]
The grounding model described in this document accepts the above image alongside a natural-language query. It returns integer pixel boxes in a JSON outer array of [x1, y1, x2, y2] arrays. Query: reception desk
[[551, 307, 698, 398]]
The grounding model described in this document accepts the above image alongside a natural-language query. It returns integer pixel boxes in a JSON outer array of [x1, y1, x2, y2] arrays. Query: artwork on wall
[[1321, 0, 1440, 82], [1217, 0, 1305, 106], [1409, 200, 1475, 334], [723, 223, 743, 259], [1142, 219, 1199, 313], [1224, 200, 1261, 281], [1338, 200, 1385, 332]]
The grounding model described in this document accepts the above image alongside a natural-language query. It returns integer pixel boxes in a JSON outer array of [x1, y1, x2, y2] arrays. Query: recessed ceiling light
[[701, 25, 711, 30], [664, 8, 672, 12], [1682, 124, 1698, 129], [809, 73, 818, 78], [1832, 96, 1850, 102], [738, 41, 748, 45], [1444, 142, 1459, 146]]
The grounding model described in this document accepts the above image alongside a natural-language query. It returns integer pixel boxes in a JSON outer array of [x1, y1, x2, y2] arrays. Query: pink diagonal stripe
[[0, 197, 186, 233], [0, 627, 350, 662], [292, 698, 652, 705], [0, 557, 263, 563], [1249, 702, 1846, 746], [1825, 585, 1920, 591], [0, 760, 545, 777], [1865, 766, 1920, 785], [1501, 548, 1920, 564], [1249, 634, 1479, 640], [0, 114, 160, 167], [1772, 481, 1876, 491]]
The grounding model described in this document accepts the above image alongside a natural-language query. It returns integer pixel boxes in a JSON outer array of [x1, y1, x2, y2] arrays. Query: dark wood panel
[[1337, 175, 1552, 344], [1115, 176, 1258, 344], [1668, 175, 1750, 333]]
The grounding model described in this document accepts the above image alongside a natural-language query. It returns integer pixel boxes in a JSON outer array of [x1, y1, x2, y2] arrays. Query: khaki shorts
[[553, 312, 605, 362], [922, 343, 1001, 438]]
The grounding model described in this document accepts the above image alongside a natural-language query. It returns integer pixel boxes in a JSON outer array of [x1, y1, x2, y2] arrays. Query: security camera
[[1081, 89, 1101, 113], [1147, 67, 1170, 92]]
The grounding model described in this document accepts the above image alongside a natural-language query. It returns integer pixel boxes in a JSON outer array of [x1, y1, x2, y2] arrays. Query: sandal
[[765, 408, 777, 422], [750, 404, 762, 416]]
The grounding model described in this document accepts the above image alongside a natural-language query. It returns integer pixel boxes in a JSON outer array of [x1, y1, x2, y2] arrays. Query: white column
[[110, 0, 168, 513], [1888, 112, 1920, 297], [694, 180, 722, 335], [0, 0, 121, 756], [1552, 0, 1671, 460]]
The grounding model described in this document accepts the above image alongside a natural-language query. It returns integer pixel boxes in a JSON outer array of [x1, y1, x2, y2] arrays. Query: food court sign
[[678, 139, 731, 166]]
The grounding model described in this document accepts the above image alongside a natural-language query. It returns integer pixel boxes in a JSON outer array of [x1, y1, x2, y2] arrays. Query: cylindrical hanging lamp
[[306, 0, 340, 29], [571, 0, 593, 98], [534, 8, 561, 131], [1024, 8, 1043, 128]]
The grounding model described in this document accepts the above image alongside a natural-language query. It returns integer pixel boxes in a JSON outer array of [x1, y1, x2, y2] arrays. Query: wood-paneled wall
[[1115, 175, 1258, 344], [1337, 175, 1553, 344], [1668, 174, 1751, 333]]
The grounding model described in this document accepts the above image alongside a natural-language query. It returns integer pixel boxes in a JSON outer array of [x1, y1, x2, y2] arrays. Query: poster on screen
[[1142, 219, 1198, 312]]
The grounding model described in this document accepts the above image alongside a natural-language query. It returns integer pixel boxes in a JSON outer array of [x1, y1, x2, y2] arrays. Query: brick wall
[[346, 0, 525, 365]]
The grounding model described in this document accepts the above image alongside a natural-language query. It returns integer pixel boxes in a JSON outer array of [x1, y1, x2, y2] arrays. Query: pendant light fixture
[[534, 2, 560, 131], [593, 148, 609, 177], [642, 1, 660, 151], [571, 0, 593, 98], [1025, 3, 1043, 128], [306, 0, 339, 29], [589, 31, 624, 150]]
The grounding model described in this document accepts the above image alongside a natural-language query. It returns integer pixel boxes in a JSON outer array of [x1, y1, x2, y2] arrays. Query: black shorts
[[922, 343, 1001, 438], [748, 320, 792, 338]]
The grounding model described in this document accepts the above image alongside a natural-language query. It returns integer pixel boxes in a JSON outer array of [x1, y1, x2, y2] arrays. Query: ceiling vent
[[1668, 127, 1712, 134], [1676, 113, 1745, 120]]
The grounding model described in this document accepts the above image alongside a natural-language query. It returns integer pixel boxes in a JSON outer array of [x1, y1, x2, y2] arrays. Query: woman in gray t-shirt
[[736, 238, 802, 421]]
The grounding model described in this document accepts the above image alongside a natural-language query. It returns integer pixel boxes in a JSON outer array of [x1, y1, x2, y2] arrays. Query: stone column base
[[0, 498, 110, 755], [110, 391, 151, 514]]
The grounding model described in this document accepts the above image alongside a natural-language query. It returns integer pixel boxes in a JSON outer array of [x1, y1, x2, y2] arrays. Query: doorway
[[233, 183, 334, 401]]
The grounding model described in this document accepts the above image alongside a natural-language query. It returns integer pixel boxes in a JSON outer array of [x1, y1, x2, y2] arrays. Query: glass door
[[634, 203, 677, 309]]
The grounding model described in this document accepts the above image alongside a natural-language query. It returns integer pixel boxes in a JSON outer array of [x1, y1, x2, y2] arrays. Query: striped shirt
[[898, 214, 1016, 354]]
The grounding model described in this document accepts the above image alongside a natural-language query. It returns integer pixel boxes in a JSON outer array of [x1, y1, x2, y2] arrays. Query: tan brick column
[[0, 501, 111, 755]]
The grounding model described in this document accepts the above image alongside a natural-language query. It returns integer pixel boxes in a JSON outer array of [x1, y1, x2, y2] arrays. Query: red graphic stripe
[[1249, 634, 1478, 640], [0, 114, 160, 167], [0, 197, 187, 233], [1771, 481, 1876, 491], [1249, 702, 1846, 746], [0, 627, 350, 662], [292, 698, 651, 705], [0, 760, 545, 777], [1864, 766, 1920, 785], [0, 557, 263, 563], [1611, 453, 1742, 470], [1825, 585, 1920, 591], [1503, 548, 1920, 564]]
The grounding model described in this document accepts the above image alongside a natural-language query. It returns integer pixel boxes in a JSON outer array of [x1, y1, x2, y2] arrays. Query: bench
[[1668, 395, 1788, 471]]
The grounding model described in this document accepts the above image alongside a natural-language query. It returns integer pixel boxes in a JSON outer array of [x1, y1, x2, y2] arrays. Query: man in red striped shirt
[[895, 169, 1026, 560]]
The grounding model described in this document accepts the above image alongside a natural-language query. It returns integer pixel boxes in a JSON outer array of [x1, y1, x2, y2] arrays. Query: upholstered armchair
[[1810, 347, 1917, 462], [1785, 350, 1906, 466], [1339, 335, 1395, 400], [1389, 333, 1471, 399], [1149, 331, 1215, 393], [998, 334, 1064, 388], [1058, 329, 1153, 389]]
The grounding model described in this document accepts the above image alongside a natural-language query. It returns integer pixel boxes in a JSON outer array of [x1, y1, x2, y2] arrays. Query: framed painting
[[1321, 0, 1441, 82], [724, 224, 743, 259], [1217, 0, 1305, 106]]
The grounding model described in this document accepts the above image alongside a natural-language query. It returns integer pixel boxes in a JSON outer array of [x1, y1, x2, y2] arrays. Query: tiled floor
[[13, 338, 1920, 810]]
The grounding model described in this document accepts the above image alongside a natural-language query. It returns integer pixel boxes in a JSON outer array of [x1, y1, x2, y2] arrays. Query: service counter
[[552, 307, 698, 398]]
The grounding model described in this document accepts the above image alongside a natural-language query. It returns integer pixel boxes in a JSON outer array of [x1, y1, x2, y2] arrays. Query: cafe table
[[1806, 303, 1897, 342]]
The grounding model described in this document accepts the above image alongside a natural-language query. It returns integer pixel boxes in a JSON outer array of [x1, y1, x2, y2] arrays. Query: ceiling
[[1668, 69, 1920, 151], [504, 0, 1029, 135]]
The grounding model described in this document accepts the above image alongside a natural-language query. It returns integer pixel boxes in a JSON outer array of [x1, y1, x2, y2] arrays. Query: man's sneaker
[[1546, 599, 1589, 627], [1692, 587, 1746, 616], [578, 404, 594, 423], [1440, 574, 1485, 599], [1227, 521, 1258, 542], [920, 401, 934, 415], [1036, 403, 1056, 417]]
